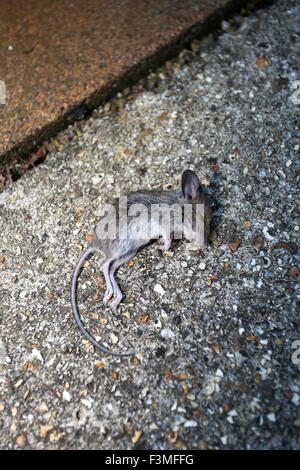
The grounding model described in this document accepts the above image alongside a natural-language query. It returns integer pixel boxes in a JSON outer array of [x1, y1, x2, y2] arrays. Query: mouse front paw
[[157, 235, 172, 251]]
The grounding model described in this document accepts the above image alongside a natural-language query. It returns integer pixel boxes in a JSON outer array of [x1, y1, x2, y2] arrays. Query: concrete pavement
[[0, 0, 266, 171], [0, 0, 299, 450]]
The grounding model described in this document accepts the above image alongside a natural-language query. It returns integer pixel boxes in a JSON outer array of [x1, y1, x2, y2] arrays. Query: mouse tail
[[71, 246, 134, 357]]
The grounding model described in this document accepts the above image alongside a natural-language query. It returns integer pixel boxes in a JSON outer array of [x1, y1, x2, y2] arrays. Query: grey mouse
[[71, 169, 212, 356]]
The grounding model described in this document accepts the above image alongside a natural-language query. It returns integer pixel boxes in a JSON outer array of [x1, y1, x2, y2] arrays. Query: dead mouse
[[71, 169, 212, 356]]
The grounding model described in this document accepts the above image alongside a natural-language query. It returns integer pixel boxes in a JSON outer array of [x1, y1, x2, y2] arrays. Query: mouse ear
[[181, 170, 200, 201]]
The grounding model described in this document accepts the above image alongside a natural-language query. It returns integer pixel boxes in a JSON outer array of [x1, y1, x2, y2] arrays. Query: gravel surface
[[0, 0, 299, 450]]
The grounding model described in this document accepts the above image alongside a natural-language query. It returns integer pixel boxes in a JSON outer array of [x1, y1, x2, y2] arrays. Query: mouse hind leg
[[108, 250, 137, 309], [102, 258, 115, 304]]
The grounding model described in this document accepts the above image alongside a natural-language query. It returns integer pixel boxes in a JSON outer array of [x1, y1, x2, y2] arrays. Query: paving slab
[[0, 0, 264, 167], [0, 0, 299, 450]]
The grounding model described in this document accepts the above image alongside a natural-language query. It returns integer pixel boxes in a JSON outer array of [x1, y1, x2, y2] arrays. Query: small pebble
[[154, 284, 165, 296], [161, 328, 175, 340], [267, 412, 276, 422]]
